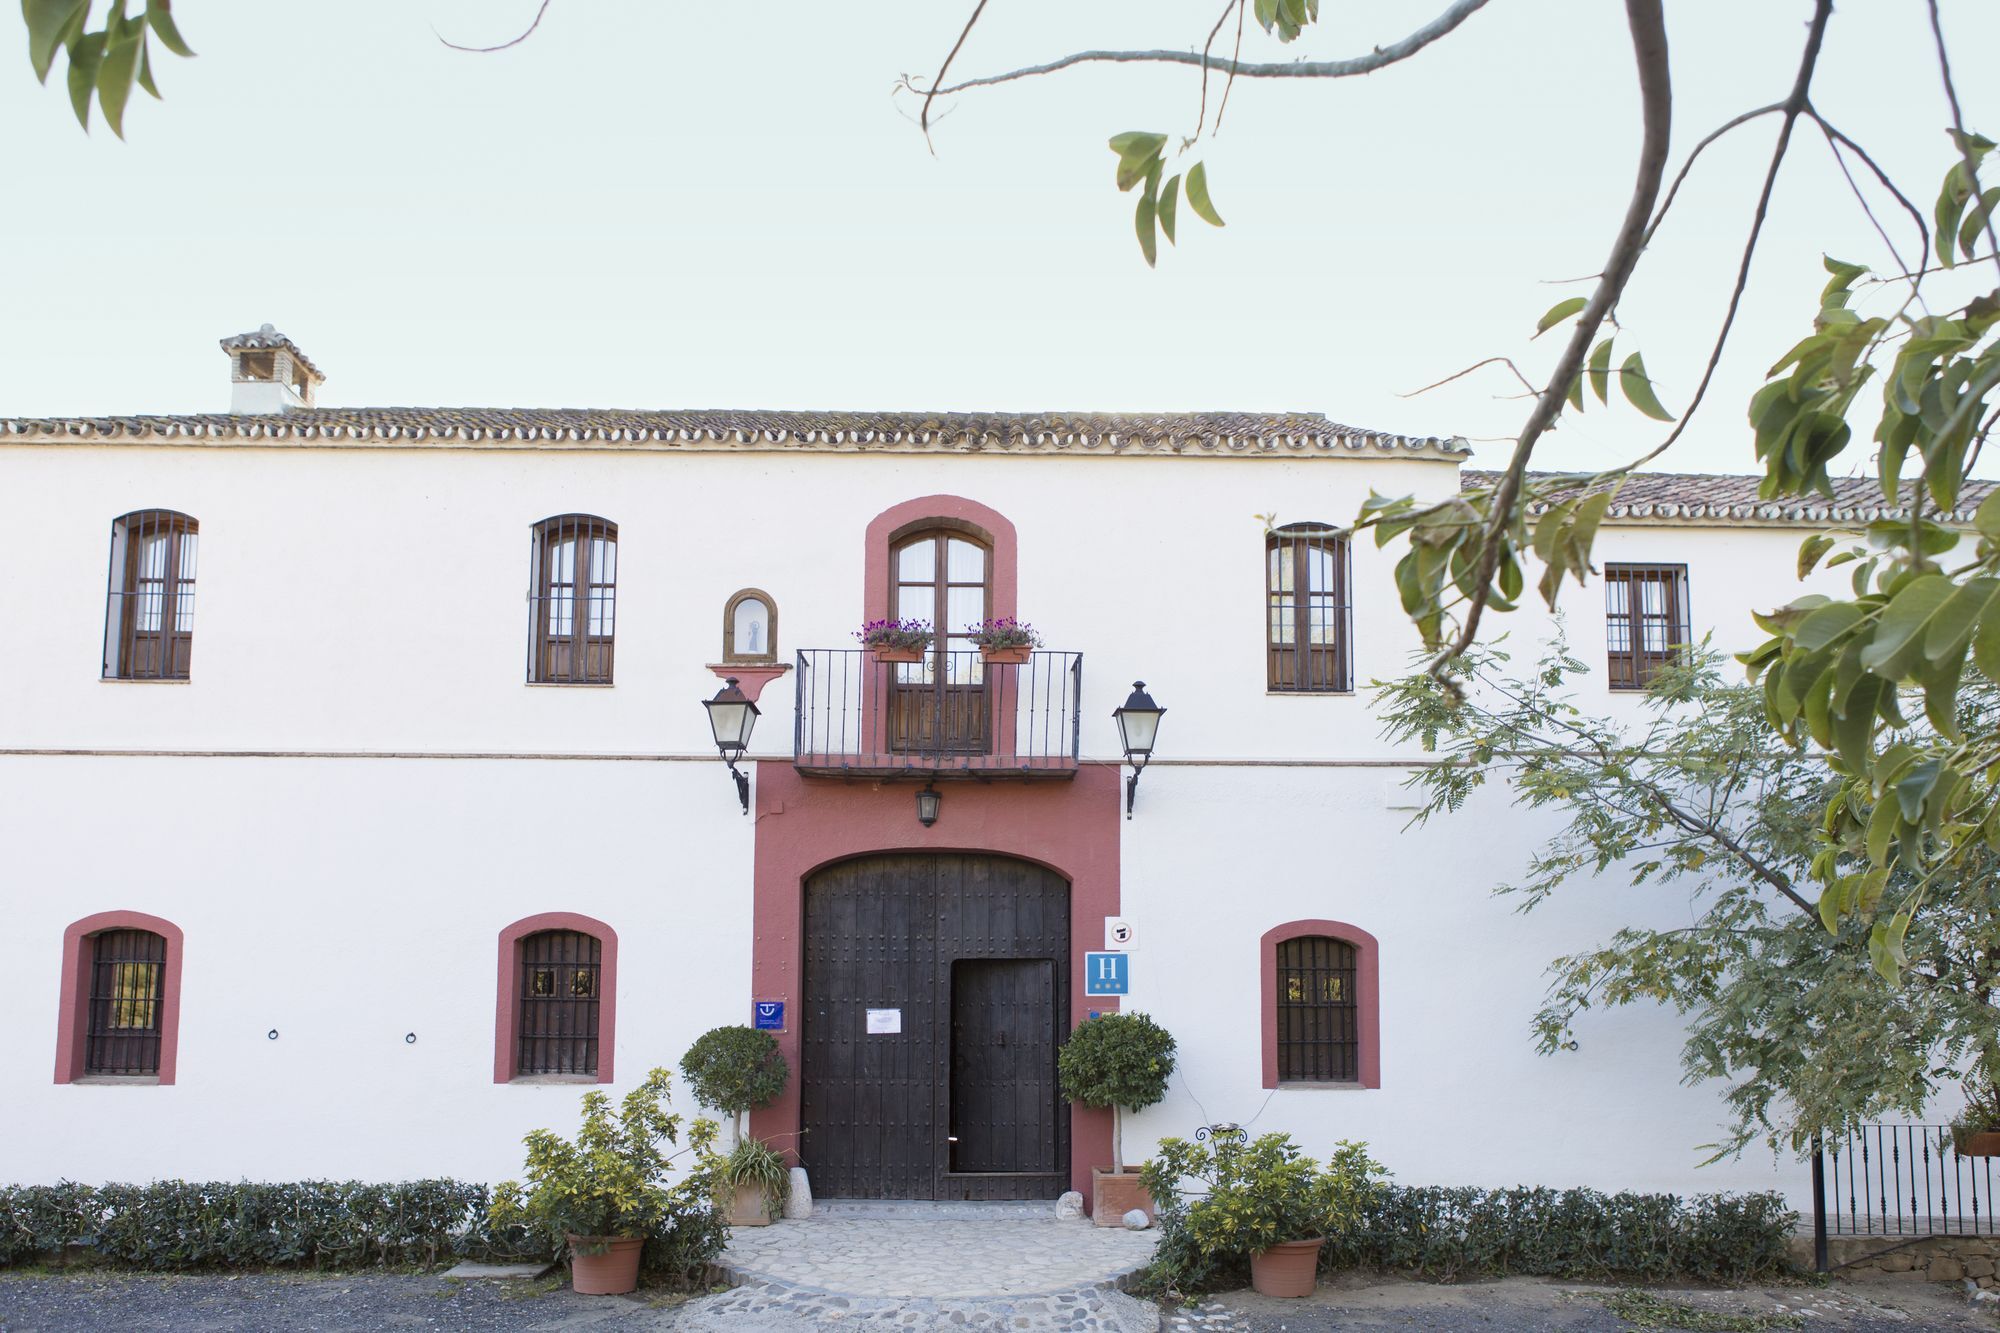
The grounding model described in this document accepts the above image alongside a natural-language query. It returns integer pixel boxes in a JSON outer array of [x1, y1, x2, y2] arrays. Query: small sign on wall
[[753, 1000, 786, 1032], [1084, 952, 1130, 996], [866, 1008, 902, 1035], [1104, 917, 1137, 950]]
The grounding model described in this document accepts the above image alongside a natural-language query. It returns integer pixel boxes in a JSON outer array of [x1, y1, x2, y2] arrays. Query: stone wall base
[[1791, 1234, 2000, 1287]]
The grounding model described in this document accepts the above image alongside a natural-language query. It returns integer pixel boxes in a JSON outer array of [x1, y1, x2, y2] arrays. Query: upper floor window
[[1604, 563, 1690, 690], [723, 588, 778, 664], [104, 510, 197, 680], [893, 528, 990, 662], [528, 515, 617, 684], [1266, 524, 1351, 693]]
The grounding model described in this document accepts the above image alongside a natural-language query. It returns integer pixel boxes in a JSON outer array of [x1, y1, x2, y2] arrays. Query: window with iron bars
[[1604, 563, 1691, 690], [85, 929, 167, 1077], [516, 929, 601, 1077], [1275, 935, 1358, 1083], [1266, 524, 1352, 693], [103, 510, 197, 680], [528, 515, 617, 684]]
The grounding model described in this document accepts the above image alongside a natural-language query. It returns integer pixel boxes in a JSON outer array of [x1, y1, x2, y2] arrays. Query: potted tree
[[1140, 1132, 1385, 1299], [680, 1025, 792, 1226], [1952, 1070, 2000, 1156], [488, 1067, 710, 1296], [854, 618, 933, 664], [1057, 1011, 1176, 1225], [967, 617, 1041, 665]]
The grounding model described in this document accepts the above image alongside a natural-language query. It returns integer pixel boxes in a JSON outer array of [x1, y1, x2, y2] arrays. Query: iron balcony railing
[[793, 648, 1083, 779], [1810, 1123, 2000, 1269]]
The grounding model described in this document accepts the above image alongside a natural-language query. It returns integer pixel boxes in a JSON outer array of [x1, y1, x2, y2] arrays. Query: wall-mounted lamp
[[703, 677, 760, 815], [915, 783, 942, 827], [1112, 680, 1165, 819]]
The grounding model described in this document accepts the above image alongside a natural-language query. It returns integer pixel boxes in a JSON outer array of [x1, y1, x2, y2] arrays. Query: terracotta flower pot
[[979, 644, 1033, 665], [1090, 1168, 1154, 1227], [1249, 1237, 1324, 1298], [566, 1234, 644, 1295], [869, 645, 927, 664], [1957, 1130, 2000, 1157], [727, 1181, 774, 1227]]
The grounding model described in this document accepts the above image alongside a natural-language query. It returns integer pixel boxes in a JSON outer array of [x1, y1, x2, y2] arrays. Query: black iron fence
[[1813, 1123, 2000, 1269], [793, 648, 1083, 778]]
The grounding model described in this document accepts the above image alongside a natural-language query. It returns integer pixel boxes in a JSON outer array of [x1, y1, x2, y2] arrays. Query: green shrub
[[718, 1140, 791, 1221], [1139, 1133, 1384, 1294], [1320, 1184, 1799, 1285], [489, 1068, 720, 1251], [0, 1179, 531, 1272], [1056, 1011, 1176, 1173], [679, 1026, 790, 1142]]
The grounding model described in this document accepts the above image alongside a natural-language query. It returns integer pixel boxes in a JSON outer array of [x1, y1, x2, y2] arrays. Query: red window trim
[[863, 496, 1019, 626], [1260, 918, 1380, 1090], [55, 910, 185, 1085], [494, 912, 618, 1084]]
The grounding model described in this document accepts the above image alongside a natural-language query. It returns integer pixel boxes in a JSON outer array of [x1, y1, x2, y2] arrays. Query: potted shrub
[[1140, 1132, 1385, 1299], [680, 1025, 792, 1226], [1952, 1072, 2000, 1156], [967, 617, 1041, 665], [488, 1067, 709, 1296], [855, 618, 933, 664], [1057, 1011, 1175, 1226]]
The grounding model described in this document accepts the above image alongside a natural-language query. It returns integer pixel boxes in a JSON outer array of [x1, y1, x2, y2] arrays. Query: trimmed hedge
[[1145, 1183, 1797, 1294], [0, 1178, 725, 1282], [1328, 1186, 1798, 1283]]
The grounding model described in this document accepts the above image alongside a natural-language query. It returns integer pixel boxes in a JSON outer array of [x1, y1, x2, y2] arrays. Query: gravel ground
[[0, 1271, 693, 1332], [6, 1270, 2000, 1332], [1184, 1273, 2000, 1332]]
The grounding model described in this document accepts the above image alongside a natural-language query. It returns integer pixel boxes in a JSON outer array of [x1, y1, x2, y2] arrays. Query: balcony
[[793, 648, 1083, 780]]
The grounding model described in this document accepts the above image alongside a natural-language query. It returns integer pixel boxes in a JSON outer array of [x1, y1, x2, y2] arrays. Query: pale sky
[[3, 1, 1997, 477]]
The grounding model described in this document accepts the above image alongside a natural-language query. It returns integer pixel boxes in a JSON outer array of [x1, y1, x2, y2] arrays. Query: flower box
[[870, 646, 928, 664], [980, 644, 1033, 665]]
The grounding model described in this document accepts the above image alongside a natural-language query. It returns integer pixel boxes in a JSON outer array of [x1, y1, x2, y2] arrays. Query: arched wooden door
[[800, 853, 1069, 1200]]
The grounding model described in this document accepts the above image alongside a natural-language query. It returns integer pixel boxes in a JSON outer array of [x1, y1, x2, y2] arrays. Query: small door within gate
[[801, 853, 1069, 1200]]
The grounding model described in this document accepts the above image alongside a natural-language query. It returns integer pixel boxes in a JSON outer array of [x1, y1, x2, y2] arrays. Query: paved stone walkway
[[688, 1205, 1160, 1331]]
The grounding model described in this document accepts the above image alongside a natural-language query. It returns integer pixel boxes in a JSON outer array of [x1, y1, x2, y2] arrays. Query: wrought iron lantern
[[703, 677, 760, 814], [915, 783, 942, 827], [1112, 680, 1165, 818]]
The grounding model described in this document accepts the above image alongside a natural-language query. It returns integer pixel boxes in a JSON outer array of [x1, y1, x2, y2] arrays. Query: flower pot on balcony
[[565, 1234, 644, 1294], [870, 646, 927, 664], [1956, 1130, 2000, 1157], [1090, 1169, 1154, 1227], [1249, 1238, 1324, 1298], [979, 644, 1033, 665]]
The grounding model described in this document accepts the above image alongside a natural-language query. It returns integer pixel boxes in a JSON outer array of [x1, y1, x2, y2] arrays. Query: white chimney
[[220, 324, 324, 414]]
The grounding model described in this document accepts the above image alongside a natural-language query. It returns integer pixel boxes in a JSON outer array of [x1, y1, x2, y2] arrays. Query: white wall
[[0, 437, 1835, 1205]]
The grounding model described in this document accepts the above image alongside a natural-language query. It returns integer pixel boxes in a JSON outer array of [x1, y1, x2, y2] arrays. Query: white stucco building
[[4, 326, 1961, 1212]]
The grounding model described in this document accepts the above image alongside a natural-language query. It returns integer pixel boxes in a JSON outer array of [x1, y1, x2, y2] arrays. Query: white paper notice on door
[[865, 1008, 902, 1035]]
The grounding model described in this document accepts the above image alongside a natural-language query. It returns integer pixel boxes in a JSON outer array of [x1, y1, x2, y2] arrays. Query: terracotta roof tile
[[0, 408, 1469, 460], [1461, 469, 1996, 526]]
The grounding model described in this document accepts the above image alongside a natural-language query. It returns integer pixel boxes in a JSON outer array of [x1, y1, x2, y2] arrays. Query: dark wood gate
[[801, 853, 1069, 1200]]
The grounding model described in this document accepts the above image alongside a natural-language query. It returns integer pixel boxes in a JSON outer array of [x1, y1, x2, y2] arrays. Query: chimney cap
[[219, 323, 324, 383]]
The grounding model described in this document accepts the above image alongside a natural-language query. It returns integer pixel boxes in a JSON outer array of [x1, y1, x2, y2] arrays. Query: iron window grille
[[527, 515, 617, 684], [1266, 524, 1353, 693], [1276, 935, 1358, 1083], [516, 929, 601, 1076], [1604, 563, 1691, 690], [103, 510, 198, 680], [85, 929, 167, 1076]]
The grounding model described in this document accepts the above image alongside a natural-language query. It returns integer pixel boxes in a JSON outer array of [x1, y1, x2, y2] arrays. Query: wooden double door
[[801, 853, 1070, 1200]]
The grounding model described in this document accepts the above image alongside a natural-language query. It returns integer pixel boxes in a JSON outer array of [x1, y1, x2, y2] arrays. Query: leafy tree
[[677, 1026, 788, 1145], [1379, 639, 2000, 1157], [1057, 1011, 1177, 1174]]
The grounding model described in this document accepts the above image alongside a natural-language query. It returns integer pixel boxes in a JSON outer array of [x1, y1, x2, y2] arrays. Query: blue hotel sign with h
[[1084, 952, 1129, 996]]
